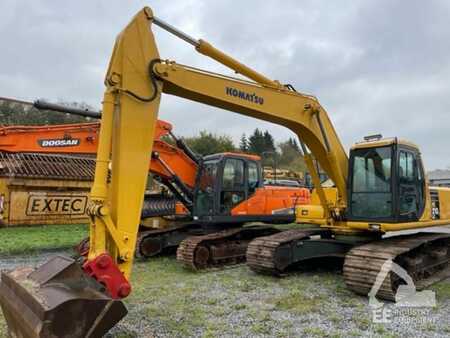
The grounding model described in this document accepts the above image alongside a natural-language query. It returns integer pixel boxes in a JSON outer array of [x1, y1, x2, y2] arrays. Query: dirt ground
[[1, 250, 450, 338]]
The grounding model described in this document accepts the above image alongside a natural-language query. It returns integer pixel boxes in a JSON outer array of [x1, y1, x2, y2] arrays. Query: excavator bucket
[[0, 255, 127, 338]]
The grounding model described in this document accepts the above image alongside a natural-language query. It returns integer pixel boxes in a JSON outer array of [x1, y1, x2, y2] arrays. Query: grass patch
[[303, 327, 327, 336], [355, 316, 370, 330], [328, 313, 341, 325], [0, 318, 6, 338], [340, 297, 362, 309], [232, 303, 247, 311], [431, 279, 450, 301], [424, 322, 436, 332], [272, 289, 325, 314], [250, 312, 274, 335], [374, 324, 387, 335], [0, 223, 88, 255]]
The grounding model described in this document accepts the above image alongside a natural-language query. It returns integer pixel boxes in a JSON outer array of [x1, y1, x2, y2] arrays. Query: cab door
[[396, 148, 426, 221], [194, 160, 219, 217], [219, 158, 247, 214], [240, 160, 265, 214]]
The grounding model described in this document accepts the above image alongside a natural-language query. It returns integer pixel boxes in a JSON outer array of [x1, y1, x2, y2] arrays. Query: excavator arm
[[0, 7, 350, 337]]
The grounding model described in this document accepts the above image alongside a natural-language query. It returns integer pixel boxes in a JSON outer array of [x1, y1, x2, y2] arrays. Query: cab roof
[[203, 152, 261, 162], [351, 136, 419, 151]]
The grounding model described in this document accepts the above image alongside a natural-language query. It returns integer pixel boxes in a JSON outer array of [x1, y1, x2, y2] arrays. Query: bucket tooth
[[0, 255, 127, 338]]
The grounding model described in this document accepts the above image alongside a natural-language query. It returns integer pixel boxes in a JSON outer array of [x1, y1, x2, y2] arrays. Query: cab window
[[398, 150, 420, 217], [222, 158, 244, 189], [195, 161, 218, 216], [399, 151, 415, 182], [248, 161, 259, 194], [350, 146, 393, 218], [221, 158, 245, 213]]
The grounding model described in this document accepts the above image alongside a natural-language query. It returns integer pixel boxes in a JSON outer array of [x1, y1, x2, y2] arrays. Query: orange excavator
[[0, 100, 310, 266]]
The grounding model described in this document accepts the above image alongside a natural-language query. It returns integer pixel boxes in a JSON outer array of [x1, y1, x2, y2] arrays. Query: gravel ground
[[1, 250, 450, 337], [111, 263, 450, 338]]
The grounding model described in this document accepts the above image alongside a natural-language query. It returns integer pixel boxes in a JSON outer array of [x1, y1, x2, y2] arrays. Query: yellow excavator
[[1, 7, 449, 337]]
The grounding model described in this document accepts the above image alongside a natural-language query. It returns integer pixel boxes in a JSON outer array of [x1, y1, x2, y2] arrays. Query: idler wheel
[[194, 245, 210, 269], [140, 237, 163, 257]]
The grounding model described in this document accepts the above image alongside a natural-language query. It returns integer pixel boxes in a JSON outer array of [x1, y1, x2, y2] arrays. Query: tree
[[278, 137, 302, 165], [278, 138, 306, 172], [239, 133, 249, 152], [248, 128, 265, 155], [248, 128, 276, 155], [183, 131, 235, 156], [279, 140, 298, 166], [287, 137, 300, 152], [247, 128, 279, 166], [263, 130, 276, 153]]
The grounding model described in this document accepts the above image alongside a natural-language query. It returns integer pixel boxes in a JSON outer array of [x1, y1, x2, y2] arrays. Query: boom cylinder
[[195, 40, 281, 88], [152, 17, 199, 46]]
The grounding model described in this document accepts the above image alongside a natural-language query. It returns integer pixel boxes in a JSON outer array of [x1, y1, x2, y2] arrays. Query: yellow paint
[[195, 40, 282, 89], [296, 187, 338, 224], [437, 187, 450, 219], [344, 219, 450, 232], [88, 8, 161, 278], [351, 137, 420, 150]]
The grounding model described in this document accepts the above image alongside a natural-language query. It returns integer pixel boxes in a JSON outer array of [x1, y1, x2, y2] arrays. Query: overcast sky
[[1, 0, 449, 169]]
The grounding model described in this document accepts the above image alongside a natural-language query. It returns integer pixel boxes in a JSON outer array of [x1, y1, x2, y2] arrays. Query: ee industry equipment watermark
[[369, 259, 437, 324]]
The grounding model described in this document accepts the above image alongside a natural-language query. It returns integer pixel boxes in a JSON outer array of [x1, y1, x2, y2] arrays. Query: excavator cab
[[347, 136, 426, 223], [193, 153, 263, 221]]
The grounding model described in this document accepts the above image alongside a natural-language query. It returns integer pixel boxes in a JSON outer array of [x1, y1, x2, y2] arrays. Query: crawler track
[[246, 228, 329, 275], [136, 223, 205, 258], [344, 233, 450, 301], [177, 226, 280, 270]]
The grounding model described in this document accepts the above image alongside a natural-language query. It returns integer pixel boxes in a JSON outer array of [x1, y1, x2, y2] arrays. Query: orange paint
[[231, 186, 310, 216]]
